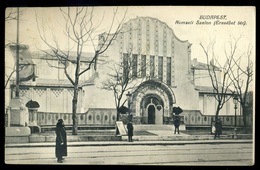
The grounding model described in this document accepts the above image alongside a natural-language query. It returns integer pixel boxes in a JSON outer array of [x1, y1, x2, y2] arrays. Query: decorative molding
[[35, 88, 46, 97], [51, 88, 63, 97]]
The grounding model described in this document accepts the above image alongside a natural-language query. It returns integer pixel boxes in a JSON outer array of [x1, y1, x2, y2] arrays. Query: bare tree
[[102, 53, 139, 114], [36, 7, 127, 135], [5, 8, 24, 21], [226, 36, 253, 133], [102, 51, 148, 134], [200, 41, 234, 121]]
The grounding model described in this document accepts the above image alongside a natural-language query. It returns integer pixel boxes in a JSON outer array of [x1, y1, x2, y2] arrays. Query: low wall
[[181, 110, 253, 127], [6, 108, 252, 128], [36, 108, 117, 126]]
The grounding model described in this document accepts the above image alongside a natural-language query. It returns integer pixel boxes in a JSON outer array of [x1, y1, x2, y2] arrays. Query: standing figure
[[214, 118, 222, 139], [173, 116, 181, 134], [55, 119, 67, 163], [127, 121, 134, 142]]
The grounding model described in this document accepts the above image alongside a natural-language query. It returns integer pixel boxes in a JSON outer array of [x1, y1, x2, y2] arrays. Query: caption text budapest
[[175, 15, 247, 26]]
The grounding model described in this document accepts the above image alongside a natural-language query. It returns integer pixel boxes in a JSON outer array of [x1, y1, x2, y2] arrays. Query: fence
[[36, 108, 117, 126], [16, 108, 253, 127], [181, 110, 252, 127]]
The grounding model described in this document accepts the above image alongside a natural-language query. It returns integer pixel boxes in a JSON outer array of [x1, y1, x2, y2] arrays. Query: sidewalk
[[5, 129, 253, 148], [5, 139, 253, 148]]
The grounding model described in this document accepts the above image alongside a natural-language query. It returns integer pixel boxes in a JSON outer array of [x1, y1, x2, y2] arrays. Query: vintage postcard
[[5, 6, 255, 165]]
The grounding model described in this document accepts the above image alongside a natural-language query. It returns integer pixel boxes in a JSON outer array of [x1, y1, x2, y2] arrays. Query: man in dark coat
[[214, 118, 222, 139], [127, 121, 134, 142], [173, 116, 181, 134], [55, 119, 67, 163]]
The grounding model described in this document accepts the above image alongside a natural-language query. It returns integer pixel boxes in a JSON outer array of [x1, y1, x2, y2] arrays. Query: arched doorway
[[131, 80, 176, 124], [148, 105, 155, 124], [141, 95, 164, 124]]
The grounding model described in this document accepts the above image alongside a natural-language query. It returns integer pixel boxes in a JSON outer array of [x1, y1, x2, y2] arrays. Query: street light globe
[[233, 96, 238, 105]]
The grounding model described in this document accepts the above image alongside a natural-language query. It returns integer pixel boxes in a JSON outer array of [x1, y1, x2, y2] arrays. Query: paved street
[[5, 142, 254, 165]]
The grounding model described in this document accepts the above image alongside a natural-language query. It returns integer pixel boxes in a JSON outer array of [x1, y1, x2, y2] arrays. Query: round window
[[80, 115, 84, 120], [112, 115, 116, 121]]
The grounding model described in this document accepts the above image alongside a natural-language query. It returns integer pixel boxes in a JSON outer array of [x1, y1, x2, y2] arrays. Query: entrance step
[[133, 124, 186, 131]]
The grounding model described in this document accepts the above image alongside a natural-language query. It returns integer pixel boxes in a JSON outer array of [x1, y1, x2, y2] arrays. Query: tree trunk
[[116, 108, 120, 121], [115, 109, 120, 136], [242, 108, 247, 133], [215, 107, 220, 122], [72, 85, 79, 135]]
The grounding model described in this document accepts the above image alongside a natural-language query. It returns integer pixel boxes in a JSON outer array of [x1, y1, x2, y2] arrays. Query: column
[[46, 88, 51, 112], [203, 94, 207, 114]]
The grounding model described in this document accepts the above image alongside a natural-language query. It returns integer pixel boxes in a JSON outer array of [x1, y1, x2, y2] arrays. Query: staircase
[[133, 124, 186, 131]]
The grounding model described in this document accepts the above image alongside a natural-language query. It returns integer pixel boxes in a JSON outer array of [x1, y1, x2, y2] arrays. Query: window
[[150, 55, 155, 78], [132, 54, 138, 78], [123, 53, 129, 80], [158, 56, 163, 81], [141, 55, 146, 78]]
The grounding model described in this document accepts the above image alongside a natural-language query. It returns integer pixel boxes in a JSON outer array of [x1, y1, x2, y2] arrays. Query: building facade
[[93, 17, 238, 125], [6, 17, 250, 128]]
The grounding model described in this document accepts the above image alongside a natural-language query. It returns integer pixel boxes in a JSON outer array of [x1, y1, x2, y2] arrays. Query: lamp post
[[126, 91, 132, 121], [233, 95, 238, 139], [15, 7, 20, 98]]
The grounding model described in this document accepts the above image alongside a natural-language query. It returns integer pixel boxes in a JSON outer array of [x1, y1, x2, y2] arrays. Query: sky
[[5, 6, 255, 64], [5, 6, 255, 75]]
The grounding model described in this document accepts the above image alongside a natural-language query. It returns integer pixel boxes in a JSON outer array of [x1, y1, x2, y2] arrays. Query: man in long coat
[[214, 118, 222, 139], [55, 119, 67, 163], [127, 121, 134, 142]]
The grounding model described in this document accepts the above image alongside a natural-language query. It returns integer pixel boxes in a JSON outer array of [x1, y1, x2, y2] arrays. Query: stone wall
[[181, 110, 253, 127], [26, 108, 252, 128], [36, 108, 117, 126]]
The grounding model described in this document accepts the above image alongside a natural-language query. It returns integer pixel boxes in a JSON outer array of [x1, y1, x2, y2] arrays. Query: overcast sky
[[5, 6, 255, 66]]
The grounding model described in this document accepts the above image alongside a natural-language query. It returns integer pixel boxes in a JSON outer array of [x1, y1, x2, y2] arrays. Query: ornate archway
[[131, 80, 176, 124]]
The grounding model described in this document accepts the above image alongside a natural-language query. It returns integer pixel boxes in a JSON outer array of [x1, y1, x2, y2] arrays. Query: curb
[[5, 139, 253, 148]]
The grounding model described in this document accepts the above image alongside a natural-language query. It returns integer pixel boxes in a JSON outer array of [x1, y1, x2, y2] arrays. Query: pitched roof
[[20, 72, 98, 88], [30, 50, 98, 62], [191, 59, 221, 71], [195, 86, 233, 94]]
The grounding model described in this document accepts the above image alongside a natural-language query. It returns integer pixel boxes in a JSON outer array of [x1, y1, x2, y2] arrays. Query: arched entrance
[[131, 80, 176, 124], [142, 94, 164, 124]]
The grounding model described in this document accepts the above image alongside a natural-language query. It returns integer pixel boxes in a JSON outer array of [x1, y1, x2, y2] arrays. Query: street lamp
[[126, 91, 132, 121], [233, 95, 238, 139]]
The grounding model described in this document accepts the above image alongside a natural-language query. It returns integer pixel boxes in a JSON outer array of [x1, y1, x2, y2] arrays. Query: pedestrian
[[214, 118, 222, 139], [55, 119, 67, 163], [127, 121, 134, 142], [173, 116, 180, 134]]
